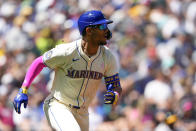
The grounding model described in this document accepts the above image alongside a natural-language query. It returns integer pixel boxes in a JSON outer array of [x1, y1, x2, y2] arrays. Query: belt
[[53, 97, 80, 109]]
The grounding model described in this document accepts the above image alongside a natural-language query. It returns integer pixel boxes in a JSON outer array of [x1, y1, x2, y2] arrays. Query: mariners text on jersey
[[66, 68, 103, 80]]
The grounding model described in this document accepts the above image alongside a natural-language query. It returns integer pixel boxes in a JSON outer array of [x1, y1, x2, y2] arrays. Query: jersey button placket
[[87, 60, 91, 69], [81, 59, 90, 108], [82, 59, 91, 107], [88, 59, 91, 65]]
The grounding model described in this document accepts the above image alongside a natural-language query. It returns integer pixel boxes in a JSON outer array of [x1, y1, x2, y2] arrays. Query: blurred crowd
[[0, 0, 195, 131]]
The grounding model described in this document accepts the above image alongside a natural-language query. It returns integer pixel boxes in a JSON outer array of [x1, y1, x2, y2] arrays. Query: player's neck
[[81, 39, 99, 57]]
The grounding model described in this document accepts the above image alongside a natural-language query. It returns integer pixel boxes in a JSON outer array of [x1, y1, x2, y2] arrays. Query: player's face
[[90, 24, 109, 46]]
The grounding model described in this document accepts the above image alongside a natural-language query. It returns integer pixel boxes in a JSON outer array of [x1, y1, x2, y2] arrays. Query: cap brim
[[92, 19, 113, 25]]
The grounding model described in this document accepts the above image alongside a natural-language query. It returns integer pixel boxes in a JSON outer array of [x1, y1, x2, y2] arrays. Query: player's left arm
[[103, 49, 122, 105], [104, 73, 122, 105]]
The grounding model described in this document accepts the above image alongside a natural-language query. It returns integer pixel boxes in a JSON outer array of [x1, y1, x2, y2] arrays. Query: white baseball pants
[[43, 97, 89, 131]]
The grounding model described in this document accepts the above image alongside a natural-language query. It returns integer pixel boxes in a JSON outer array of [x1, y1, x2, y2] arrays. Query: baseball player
[[13, 10, 122, 131]]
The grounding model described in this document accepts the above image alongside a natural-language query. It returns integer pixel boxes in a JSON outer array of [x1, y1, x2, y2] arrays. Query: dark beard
[[98, 41, 107, 45]]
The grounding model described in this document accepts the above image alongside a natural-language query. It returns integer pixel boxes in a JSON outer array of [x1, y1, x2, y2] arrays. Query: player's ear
[[85, 27, 92, 35]]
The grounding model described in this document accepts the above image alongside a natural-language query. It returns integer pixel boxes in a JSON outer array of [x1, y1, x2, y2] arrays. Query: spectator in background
[[144, 71, 172, 109], [0, 85, 14, 131]]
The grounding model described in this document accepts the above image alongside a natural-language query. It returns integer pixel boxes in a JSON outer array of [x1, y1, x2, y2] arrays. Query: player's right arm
[[13, 44, 68, 114], [13, 56, 46, 114]]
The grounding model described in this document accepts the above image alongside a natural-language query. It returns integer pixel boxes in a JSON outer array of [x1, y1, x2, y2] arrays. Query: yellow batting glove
[[104, 90, 119, 105]]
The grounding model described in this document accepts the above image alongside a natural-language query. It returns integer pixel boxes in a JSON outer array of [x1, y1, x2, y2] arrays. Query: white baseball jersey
[[43, 39, 118, 108]]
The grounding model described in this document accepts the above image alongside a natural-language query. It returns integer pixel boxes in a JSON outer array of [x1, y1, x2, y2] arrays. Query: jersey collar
[[76, 39, 101, 61]]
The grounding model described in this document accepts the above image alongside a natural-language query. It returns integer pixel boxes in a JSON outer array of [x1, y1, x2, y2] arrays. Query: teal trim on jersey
[[76, 42, 87, 107], [82, 46, 102, 106]]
